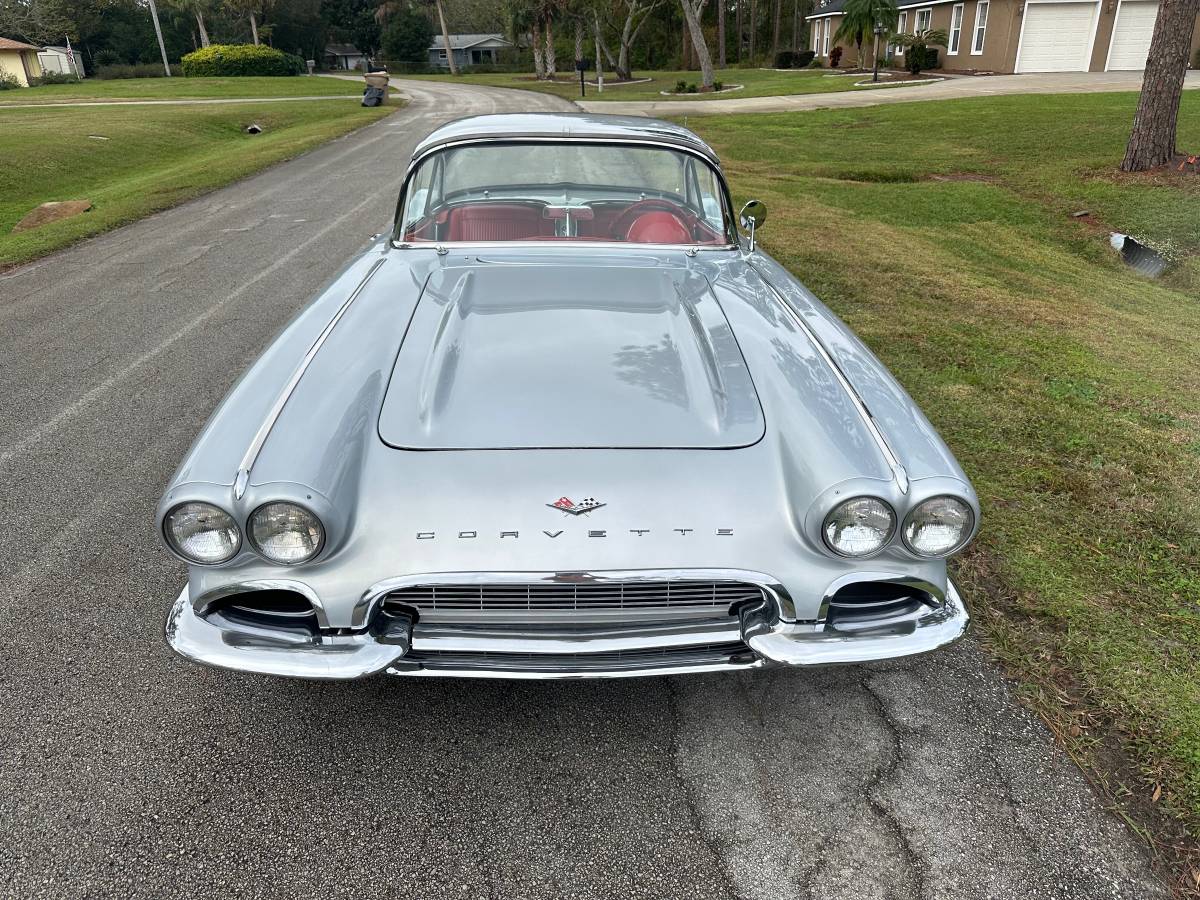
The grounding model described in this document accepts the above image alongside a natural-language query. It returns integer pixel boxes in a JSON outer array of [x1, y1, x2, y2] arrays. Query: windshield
[[396, 142, 734, 246]]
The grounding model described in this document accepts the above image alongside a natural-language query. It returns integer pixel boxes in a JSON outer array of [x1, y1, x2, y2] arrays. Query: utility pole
[[147, 0, 172, 77]]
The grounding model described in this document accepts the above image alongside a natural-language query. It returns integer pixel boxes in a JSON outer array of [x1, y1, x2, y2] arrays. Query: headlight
[[903, 496, 974, 557], [248, 502, 325, 565], [822, 496, 896, 557], [164, 502, 240, 565]]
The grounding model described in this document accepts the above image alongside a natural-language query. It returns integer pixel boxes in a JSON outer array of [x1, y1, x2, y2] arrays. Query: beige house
[[0, 36, 43, 86], [806, 0, 1200, 73]]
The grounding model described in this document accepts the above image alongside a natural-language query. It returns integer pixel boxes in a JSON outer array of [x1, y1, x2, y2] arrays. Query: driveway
[[579, 69, 1200, 115], [0, 78, 1168, 899]]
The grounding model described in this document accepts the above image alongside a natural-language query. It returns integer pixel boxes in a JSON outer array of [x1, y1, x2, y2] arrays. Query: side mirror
[[739, 200, 767, 250]]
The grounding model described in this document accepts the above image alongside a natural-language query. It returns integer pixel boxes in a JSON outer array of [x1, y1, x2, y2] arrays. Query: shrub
[[181, 44, 303, 77], [686, 82, 698, 93], [808, 57, 823, 68], [674, 79, 687, 92], [0, 71, 21, 90], [713, 79, 723, 91], [96, 63, 169, 79], [774, 50, 795, 68], [29, 71, 78, 85], [830, 46, 844, 67], [383, 8, 434, 64], [793, 50, 816, 68], [93, 49, 123, 67]]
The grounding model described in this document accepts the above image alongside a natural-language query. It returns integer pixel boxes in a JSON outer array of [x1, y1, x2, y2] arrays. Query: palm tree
[[832, 0, 898, 69], [894, 27, 946, 74]]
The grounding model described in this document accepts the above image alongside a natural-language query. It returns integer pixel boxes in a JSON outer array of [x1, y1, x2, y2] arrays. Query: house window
[[823, 17, 831, 55], [892, 11, 908, 55], [915, 7, 932, 32], [812, 19, 820, 52], [948, 3, 964, 53], [438, 50, 447, 60], [972, 0, 989, 54]]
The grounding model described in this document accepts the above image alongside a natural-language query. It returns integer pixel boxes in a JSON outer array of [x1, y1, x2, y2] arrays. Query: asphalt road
[[0, 79, 1167, 899]]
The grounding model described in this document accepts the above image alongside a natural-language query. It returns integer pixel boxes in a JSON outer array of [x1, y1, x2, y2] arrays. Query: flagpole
[[65, 35, 82, 80]]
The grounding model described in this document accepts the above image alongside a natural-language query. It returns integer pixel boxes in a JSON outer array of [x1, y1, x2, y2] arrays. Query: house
[[324, 43, 368, 71], [806, 0, 1200, 73], [37, 46, 85, 78], [0, 36, 43, 86], [428, 33, 514, 69]]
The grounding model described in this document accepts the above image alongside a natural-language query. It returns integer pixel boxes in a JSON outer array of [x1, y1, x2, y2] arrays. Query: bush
[[383, 8, 434, 64], [686, 82, 698, 93], [774, 50, 795, 68], [808, 57, 823, 68], [97, 63, 169, 79], [29, 71, 77, 85], [905, 46, 939, 74], [93, 49, 123, 67], [713, 79, 723, 91], [793, 50, 816, 68], [674, 79, 687, 92], [830, 46, 843, 67], [0, 71, 21, 90], [181, 44, 304, 77]]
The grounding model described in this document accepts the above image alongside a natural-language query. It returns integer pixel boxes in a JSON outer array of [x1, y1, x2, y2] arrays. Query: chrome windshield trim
[[232, 257, 386, 500], [390, 240, 739, 252], [353, 568, 797, 629], [749, 261, 909, 494]]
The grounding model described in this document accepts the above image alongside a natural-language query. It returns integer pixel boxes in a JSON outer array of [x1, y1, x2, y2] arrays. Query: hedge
[[181, 44, 304, 77]]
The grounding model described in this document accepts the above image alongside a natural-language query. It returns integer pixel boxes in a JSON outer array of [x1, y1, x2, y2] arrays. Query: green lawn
[[689, 92, 1200, 874], [406, 67, 919, 101], [0, 74, 361, 104], [0, 96, 397, 267]]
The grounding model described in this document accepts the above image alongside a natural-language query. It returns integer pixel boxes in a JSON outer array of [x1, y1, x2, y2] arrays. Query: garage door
[[1107, 0, 1157, 70], [1016, 1, 1098, 72]]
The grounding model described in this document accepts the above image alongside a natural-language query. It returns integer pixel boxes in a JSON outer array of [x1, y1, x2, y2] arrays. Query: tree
[[225, 0, 269, 44], [678, 0, 713, 88], [322, 0, 383, 57], [0, 0, 75, 43], [1120, 0, 1200, 171], [769, 0, 780, 57], [163, 0, 215, 46], [423, 0, 458, 73], [383, 5, 433, 62], [894, 27, 945, 75], [833, 0, 896, 68], [613, 0, 664, 79], [716, 0, 724, 65]]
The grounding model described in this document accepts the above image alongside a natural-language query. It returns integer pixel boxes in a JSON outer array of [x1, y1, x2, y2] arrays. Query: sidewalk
[[0, 94, 361, 109], [577, 70, 1200, 116]]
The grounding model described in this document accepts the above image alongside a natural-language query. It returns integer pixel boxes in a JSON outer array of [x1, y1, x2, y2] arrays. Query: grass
[[0, 95, 397, 267], [405, 67, 920, 101], [687, 92, 1200, 888], [0, 74, 361, 104]]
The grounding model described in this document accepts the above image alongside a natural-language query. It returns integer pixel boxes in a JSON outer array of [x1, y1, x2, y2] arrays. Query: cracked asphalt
[[0, 79, 1168, 898]]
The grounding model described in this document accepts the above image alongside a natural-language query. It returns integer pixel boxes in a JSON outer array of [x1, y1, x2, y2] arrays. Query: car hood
[[377, 264, 765, 450]]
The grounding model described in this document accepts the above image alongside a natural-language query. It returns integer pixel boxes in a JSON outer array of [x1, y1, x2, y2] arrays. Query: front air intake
[[825, 581, 937, 630], [207, 589, 318, 635]]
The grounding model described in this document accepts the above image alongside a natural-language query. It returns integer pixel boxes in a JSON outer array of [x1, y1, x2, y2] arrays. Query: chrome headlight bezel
[[901, 495, 975, 558], [821, 495, 897, 559], [163, 501, 242, 566], [247, 501, 326, 566]]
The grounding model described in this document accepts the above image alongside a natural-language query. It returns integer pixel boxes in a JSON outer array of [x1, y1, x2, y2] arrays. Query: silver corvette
[[159, 113, 979, 680]]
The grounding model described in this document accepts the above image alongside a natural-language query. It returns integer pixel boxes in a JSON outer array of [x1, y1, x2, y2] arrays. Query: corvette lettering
[[414, 528, 734, 539]]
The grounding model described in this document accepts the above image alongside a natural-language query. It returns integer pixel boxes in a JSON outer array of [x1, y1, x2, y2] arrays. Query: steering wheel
[[609, 199, 698, 241]]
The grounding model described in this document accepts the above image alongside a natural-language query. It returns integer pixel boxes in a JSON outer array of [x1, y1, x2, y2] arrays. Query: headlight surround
[[822, 496, 896, 557], [903, 496, 975, 557], [248, 502, 325, 565], [164, 502, 241, 565]]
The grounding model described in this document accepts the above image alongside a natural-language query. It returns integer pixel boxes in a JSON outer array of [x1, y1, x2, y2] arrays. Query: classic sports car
[[159, 113, 979, 680]]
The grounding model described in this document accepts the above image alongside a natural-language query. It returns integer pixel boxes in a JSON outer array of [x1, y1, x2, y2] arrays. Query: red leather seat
[[625, 211, 691, 244], [446, 204, 544, 241]]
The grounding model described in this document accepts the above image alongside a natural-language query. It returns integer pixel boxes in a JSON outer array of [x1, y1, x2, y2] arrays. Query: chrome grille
[[384, 580, 766, 615], [406, 641, 754, 672]]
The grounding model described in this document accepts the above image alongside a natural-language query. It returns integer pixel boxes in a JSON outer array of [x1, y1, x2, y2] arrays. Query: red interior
[[404, 201, 723, 244]]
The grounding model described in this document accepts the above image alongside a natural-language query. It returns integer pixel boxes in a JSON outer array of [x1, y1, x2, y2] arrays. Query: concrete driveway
[[579, 69, 1200, 115], [0, 77, 1170, 899]]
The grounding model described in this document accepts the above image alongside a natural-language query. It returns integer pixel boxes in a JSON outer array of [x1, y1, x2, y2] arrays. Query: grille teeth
[[384, 580, 765, 614]]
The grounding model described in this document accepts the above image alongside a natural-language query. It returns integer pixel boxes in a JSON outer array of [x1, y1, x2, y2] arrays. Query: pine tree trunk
[[771, 0, 782, 57], [680, 0, 715, 87], [735, 0, 742, 60], [1120, 0, 1200, 171], [195, 11, 210, 47], [250, 12, 259, 45], [791, 0, 799, 50], [545, 19, 557, 77], [748, 0, 757, 61], [436, 0, 458, 74], [618, 6, 635, 79], [718, 0, 726, 66]]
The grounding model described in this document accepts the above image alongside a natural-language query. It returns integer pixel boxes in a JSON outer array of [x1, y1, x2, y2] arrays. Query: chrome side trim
[[232, 257, 387, 499], [191, 578, 330, 629], [749, 261, 909, 494], [354, 568, 798, 629]]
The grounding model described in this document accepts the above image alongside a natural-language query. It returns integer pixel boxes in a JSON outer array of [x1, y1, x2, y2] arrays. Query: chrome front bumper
[[164, 581, 969, 680]]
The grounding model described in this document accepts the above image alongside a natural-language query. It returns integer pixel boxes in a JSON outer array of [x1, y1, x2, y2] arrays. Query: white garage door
[[1107, 0, 1158, 70], [1016, 2, 1098, 72]]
